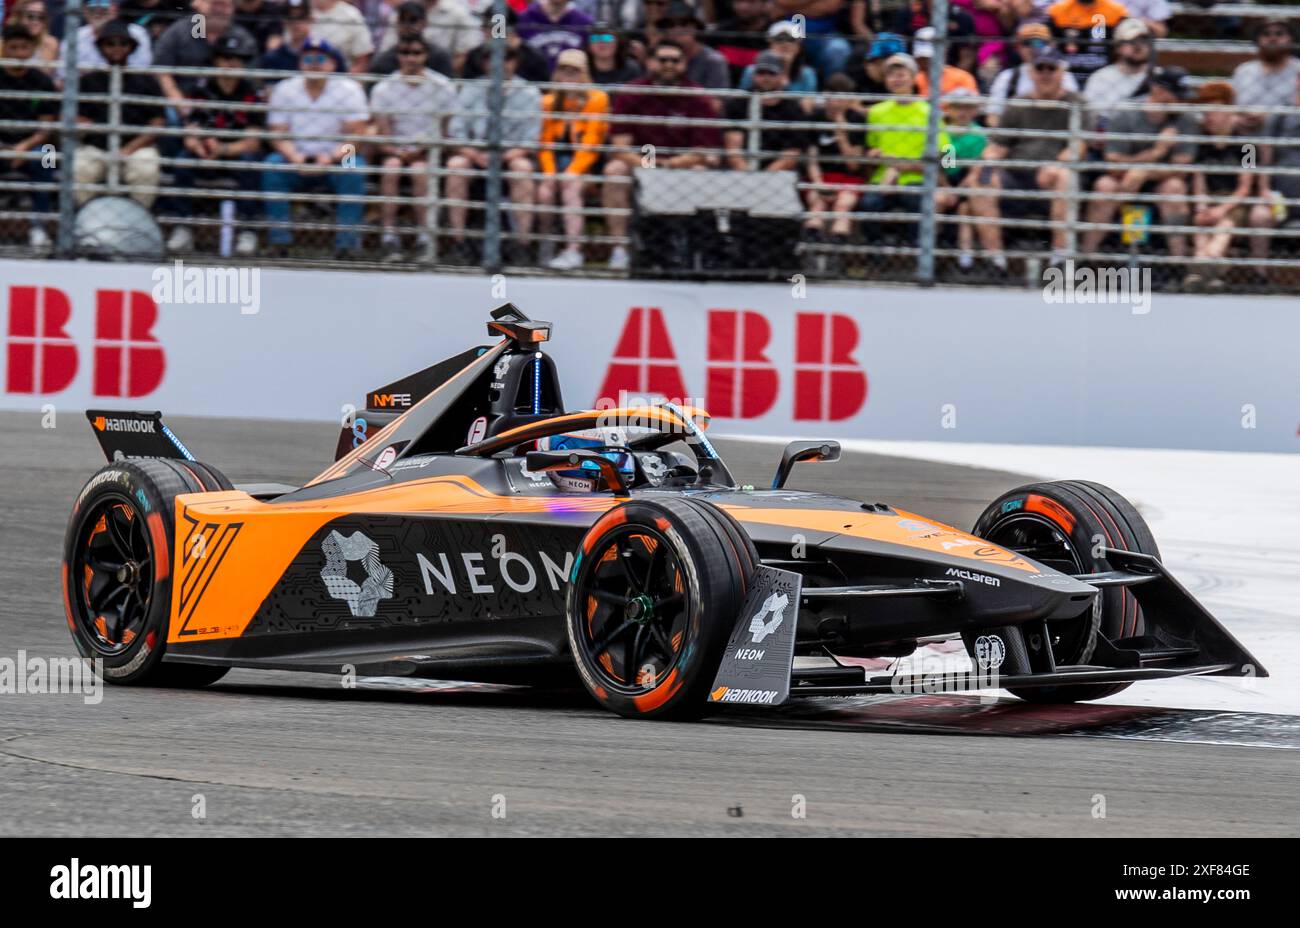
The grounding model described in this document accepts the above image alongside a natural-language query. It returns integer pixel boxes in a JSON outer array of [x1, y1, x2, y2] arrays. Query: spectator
[[167, 32, 263, 256], [629, 0, 670, 62], [587, 28, 641, 84], [951, 0, 1018, 81], [262, 38, 369, 257], [656, 1, 728, 88], [934, 85, 986, 265], [965, 47, 1079, 270], [233, 0, 285, 55], [740, 20, 817, 93], [369, 2, 453, 75], [1251, 72, 1300, 271], [1120, 0, 1170, 38], [911, 24, 977, 96], [840, 31, 905, 96], [1232, 19, 1299, 134], [381, 0, 481, 73], [1080, 65, 1197, 259], [74, 21, 164, 207], [153, 0, 257, 102], [371, 36, 455, 261], [1, 0, 59, 68], [861, 53, 948, 237], [536, 48, 610, 269], [0, 24, 56, 247], [803, 71, 866, 261], [310, 0, 373, 71], [460, 7, 549, 81], [985, 22, 1078, 127], [889, 0, 976, 66], [708, 0, 769, 85], [444, 45, 541, 264], [1185, 82, 1252, 291], [261, 0, 311, 71], [1046, 0, 1130, 79], [770, 0, 851, 79], [517, 0, 593, 70], [77, 0, 152, 68], [1082, 17, 1152, 126], [602, 38, 722, 269], [723, 50, 804, 171]]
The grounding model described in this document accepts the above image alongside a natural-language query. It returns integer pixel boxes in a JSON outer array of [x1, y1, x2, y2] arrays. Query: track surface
[[1, 412, 1296, 836]]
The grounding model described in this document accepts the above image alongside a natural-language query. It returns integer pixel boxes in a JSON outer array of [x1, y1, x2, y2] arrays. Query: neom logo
[[49, 859, 151, 908]]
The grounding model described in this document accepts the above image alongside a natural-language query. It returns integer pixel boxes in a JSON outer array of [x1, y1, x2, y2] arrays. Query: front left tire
[[565, 497, 755, 719], [63, 458, 232, 688]]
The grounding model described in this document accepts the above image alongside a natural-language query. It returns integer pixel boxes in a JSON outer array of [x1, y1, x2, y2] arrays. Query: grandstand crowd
[[0, 0, 1298, 287]]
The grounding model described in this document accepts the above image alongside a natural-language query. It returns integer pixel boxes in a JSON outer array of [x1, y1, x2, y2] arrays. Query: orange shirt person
[[536, 48, 610, 270]]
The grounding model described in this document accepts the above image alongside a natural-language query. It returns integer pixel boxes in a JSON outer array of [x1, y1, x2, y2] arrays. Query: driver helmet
[[538, 426, 635, 490]]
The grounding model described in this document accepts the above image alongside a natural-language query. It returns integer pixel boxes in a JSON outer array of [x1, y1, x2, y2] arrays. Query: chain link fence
[[1, 0, 1299, 292]]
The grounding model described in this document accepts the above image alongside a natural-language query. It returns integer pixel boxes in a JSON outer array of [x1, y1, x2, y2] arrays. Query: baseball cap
[[657, 0, 703, 28], [753, 50, 785, 74], [1150, 64, 1191, 98], [1016, 22, 1051, 42], [213, 32, 256, 59], [396, 0, 426, 19], [555, 48, 589, 71], [883, 52, 918, 74], [1113, 18, 1151, 42], [942, 85, 979, 104], [299, 37, 345, 69], [768, 20, 800, 40], [912, 25, 936, 59], [1031, 46, 1064, 67], [95, 20, 137, 49], [867, 31, 905, 60]]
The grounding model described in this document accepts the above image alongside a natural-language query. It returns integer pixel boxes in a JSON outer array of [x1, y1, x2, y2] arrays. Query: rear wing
[[86, 410, 196, 462]]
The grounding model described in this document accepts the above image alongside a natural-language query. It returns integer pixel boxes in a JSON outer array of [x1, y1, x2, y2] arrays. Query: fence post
[[1065, 101, 1082, 259], [56, 0, 82, 257], [916, 0, 948, 286], [482, 0, 507, 272]]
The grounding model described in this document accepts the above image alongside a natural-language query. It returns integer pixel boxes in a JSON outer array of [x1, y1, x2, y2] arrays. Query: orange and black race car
[[62, 305, 1266, 718]]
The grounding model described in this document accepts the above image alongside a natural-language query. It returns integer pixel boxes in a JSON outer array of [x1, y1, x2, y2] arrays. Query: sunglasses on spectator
[[101, 38, 131, 46], [1034, 62, 1061, 72], [654, 54, 684, 64], [397, 47, 426, 56], [301, 52, 330, 63], [555, 63, 583, 72], [589, 33, 615, 43]]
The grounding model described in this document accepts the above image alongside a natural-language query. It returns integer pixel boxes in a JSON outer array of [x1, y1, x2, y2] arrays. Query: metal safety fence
[[2, 1, 1300, 293]]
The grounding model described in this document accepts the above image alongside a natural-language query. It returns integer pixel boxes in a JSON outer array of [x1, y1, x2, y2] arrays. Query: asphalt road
[[1, 411, 1295, 836]]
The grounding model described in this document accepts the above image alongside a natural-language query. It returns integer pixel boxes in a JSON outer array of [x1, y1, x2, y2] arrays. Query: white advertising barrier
[[1, 258, 1296, 452]]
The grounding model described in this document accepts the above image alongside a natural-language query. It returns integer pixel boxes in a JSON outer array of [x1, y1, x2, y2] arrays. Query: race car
[[61, 305, 1266, 718]]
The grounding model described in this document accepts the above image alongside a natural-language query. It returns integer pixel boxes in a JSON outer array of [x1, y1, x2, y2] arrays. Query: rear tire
[[971, 480, 1161, 703], [63, 458, 233, 688], [566, 498, 753, 719]]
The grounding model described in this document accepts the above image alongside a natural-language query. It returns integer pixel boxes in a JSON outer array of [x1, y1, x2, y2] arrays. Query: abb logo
[[599, 307, 867, 421], [5, 286, 165, 397]]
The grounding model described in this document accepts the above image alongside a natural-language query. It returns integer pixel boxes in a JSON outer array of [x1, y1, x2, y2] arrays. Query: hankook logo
[[93, 416, 155, 433]]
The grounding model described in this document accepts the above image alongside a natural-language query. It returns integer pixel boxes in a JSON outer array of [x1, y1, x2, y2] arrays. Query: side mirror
[[526, 449, 631, 497], [772, 440, 841, 490]]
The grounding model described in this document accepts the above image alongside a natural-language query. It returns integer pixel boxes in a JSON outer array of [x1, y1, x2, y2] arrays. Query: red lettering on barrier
[[706, 309, 778, 418], [5, 286, 77, 394], [794, 312, 867, 421], [596, 307, 688, 405], [94, 290, 165, 397]]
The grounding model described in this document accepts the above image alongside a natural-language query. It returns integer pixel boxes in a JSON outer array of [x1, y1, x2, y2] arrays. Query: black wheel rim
[[983, 513, 1093, 663], [575, 525, 690, 694], [72, 494, 155, 655]]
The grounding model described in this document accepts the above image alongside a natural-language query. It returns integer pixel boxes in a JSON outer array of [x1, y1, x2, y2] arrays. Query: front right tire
[[971, 480, 1161, 703]]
